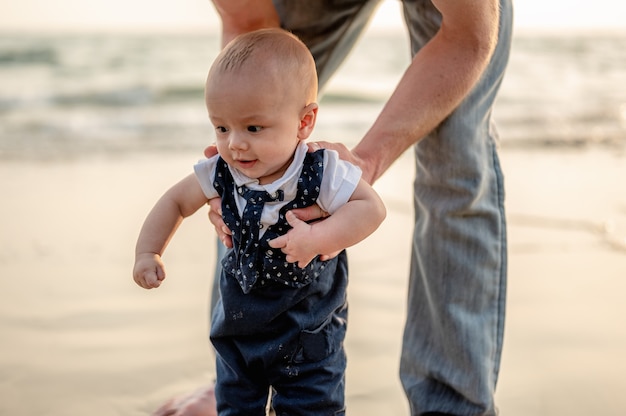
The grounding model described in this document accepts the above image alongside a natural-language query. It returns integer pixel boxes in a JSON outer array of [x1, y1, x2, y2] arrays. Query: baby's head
[[205, 29, 320, 185], [207, 28, 317, 106]]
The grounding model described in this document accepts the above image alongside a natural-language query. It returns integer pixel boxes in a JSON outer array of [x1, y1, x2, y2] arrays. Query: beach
[[1, 144, 625, 415], [2, 28, 626, 415]]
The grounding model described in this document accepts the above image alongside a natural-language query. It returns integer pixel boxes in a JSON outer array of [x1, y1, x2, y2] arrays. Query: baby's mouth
[[235, 159, 257, 169]]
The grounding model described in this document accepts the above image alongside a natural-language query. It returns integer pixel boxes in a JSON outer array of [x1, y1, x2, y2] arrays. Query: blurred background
[[1, 1, 626, 415], [1, 0, 625, 159]]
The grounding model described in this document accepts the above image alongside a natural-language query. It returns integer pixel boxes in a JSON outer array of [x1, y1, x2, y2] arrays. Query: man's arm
[[211, 0, 280, 46], [349, 0, 500, 184]]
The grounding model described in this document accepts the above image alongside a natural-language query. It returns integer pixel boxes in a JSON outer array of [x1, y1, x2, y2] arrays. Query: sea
[[1, 30, 625, 160]]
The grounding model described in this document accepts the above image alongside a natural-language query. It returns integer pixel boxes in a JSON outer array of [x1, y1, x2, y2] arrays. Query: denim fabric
[[212, 251, 349, 416], [211, 1, 513, 414]]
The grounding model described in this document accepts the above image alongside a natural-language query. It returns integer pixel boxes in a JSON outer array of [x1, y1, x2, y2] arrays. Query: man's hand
[[308, 141, 373, 184], [204, 144, 233, 248], [208, 198, 232, 248], [204, 144, 218, 159]]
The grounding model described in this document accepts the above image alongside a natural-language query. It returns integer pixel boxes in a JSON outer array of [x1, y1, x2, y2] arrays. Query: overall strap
[[215, 151, 329, 292]]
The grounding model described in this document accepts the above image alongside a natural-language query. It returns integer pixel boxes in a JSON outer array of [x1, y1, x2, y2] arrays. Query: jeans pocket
[[295, 315, 346, 363]]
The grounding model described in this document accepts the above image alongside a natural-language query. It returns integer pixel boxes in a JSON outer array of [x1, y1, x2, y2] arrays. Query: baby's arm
[[133, 174, 209, 289], [269, 178, 386, 268]]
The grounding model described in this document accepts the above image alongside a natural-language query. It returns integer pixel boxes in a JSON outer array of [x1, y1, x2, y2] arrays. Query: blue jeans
[[212, 1, 513, 414], [212, 251, 349, 416]]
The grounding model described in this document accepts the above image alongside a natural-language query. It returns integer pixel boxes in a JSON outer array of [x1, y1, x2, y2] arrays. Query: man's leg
[[399, 0, 513, 414], [273, 0, 382, 90]]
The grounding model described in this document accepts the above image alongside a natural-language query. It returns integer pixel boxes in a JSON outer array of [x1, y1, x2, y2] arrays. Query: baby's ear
[[297, 103, 318, 140]]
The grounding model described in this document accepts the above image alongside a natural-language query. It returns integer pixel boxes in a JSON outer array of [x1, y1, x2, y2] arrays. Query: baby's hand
[[269, 211, 318, 268], [133, 253, 166, 289]]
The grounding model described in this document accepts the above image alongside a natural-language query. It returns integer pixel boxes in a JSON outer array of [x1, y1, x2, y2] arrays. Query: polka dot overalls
[[210, 150, 349, 415], [213, 150, 330, 294]]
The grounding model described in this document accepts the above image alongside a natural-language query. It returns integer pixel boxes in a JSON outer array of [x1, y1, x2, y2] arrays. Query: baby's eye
[[247, 126, 262, 133], [215, 126, 228, 134]]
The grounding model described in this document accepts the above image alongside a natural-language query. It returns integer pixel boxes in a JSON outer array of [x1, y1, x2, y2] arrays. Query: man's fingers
[[307, 140, 372, 182], [204, 144, 218, 159], [207, 197, 222, 216], [208, 208, 227, 231], [207, 197, 233, 248]]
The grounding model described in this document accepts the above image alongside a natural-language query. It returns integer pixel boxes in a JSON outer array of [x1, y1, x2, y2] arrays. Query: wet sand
[[1, 146, 625, 415]]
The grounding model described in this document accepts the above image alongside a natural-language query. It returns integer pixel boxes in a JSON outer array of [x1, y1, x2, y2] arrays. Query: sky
[[1, 0, 625, 33]]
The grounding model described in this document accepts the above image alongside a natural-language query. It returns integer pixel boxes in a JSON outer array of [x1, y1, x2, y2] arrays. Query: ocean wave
[[320, 92, 386, 105], [1, 32, 625, 159], [53, 87, 155, 107], [0, 85, 206, 111], [0, 46, 57, 66]]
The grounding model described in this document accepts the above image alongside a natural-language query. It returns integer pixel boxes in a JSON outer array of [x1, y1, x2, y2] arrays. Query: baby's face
[[205, 69, 306, 185]]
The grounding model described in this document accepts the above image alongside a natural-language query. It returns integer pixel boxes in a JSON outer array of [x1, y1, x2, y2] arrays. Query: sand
[[1, 146, 625, 415]]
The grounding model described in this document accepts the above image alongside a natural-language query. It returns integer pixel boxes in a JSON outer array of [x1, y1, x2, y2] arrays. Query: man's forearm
[[353, 0, 499, 184], [211, 0, 280, 46]]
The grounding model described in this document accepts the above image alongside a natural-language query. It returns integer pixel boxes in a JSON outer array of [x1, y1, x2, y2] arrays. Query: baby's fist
[[133, 253, 166, 289]]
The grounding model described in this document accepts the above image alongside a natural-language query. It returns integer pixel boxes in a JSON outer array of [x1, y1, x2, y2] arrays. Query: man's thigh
[[273, 0, 381, 88]]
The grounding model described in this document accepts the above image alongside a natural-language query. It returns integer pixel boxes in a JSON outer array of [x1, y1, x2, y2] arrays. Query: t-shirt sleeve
[[193, 156, 220, 200], [317, 149, 362, 214]]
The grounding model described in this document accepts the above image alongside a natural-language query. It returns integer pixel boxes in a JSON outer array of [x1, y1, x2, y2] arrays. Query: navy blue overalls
[[210, 150, 349, 416]]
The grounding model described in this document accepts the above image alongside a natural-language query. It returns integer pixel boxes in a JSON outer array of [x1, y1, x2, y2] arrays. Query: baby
[[133, 28, 385, 415]]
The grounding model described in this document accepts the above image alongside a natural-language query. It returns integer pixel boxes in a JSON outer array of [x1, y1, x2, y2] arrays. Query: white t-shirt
[[194, 142, 361, 236]]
